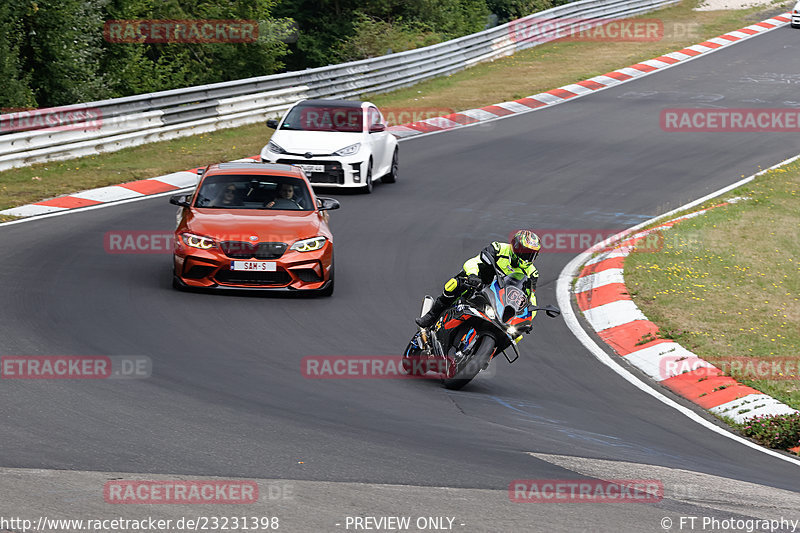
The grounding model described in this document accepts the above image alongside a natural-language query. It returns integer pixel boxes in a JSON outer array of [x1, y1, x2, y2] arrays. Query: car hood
[[185, 209, 324, 243], [270, 131, 363, 155]]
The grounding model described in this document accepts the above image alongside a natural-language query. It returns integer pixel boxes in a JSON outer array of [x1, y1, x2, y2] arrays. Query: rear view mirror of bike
[[544, 305, 561, 318]]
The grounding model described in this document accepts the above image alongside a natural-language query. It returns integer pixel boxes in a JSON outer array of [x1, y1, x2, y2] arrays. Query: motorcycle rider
[[415, 230, 542, 329]]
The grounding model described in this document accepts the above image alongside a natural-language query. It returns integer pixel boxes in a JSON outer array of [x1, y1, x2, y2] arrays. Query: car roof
[[204, 162, 304, 177], [296, 99, 366, 108]]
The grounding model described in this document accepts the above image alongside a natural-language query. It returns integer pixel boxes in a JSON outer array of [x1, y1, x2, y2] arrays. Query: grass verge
[[0, 0, 792, 212], [624, 160, 800, 450]]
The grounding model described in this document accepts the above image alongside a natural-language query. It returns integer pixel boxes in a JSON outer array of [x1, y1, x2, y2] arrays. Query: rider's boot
[[415, 295, 450, 328]]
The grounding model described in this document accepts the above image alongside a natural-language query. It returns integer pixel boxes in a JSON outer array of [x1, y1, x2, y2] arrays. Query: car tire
[[381, 148, 398, 184], [362, 159, 373, 194]]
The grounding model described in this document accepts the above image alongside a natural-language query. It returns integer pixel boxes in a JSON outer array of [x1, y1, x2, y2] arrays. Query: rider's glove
[[464, 274, 483, 289]]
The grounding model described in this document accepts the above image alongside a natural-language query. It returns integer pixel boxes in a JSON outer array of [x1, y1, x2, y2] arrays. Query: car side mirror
[[169, 194, 191, 207], [267, 119, 279, 129], [317, 197, 340, 211], [369, 123, 386, 133]]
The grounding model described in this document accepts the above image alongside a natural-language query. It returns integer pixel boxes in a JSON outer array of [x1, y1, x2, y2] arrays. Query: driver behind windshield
[[265, 182, 302, 209]]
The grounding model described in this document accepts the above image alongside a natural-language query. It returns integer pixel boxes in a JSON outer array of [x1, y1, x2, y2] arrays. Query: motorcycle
[[403, 250, 561, 390]]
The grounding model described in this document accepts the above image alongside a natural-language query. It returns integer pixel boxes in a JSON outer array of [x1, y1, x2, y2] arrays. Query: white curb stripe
[[582, 300, 648, 331], [558, 84, 595, 96], [574, 268, 624, 293], [0, 204, 68, 217], [71, 186, 143, 202], [624, 342, 714, 381], [150, 171, 200, 189], [422, 117, 460, 129], [583, 248, 631, 266], [493, 101, 535, 114], [458, 109, 501, 122], [710, 394, 798, 424]]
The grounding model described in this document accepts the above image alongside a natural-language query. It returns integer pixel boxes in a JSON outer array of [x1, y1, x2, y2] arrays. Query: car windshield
[[279, 104, 363, 132], [193, 174, 313, 211]]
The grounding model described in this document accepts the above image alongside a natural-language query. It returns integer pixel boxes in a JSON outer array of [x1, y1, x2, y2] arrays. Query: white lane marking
[[71, 186, 143, 202], [574, 268, 624, 293], [582, 300, 648, 331], [709, 394, 797, 424], [557, 151, 800, 469]]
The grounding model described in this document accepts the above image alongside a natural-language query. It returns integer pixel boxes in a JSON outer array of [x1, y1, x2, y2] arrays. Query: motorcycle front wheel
[[442, 335, 495, 390]]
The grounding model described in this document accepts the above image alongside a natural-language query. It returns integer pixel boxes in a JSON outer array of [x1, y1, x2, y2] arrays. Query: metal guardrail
[[0, 0, 678, 171]]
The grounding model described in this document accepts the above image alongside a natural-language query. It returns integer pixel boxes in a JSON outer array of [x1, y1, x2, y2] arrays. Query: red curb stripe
[[654, 55, 680, 65], [630, 63, 657, 73], [443, 113, 479, 125], [576, 283, 630, 311], [754, 22, 775, 29], [738, 28, 758, 35], [598, 320, 670, 356], [546, 88, 579, 100], [698, 41, 722, 49], [603, 71, 633, 81], [718, 34, 740, 42], [774, 15, 790, 22], [481, 105, 515, 117], [579, 256, 625, 277], [515, 97, 548, 109], [35, 196, 102, 208], [661, 369, 762, 409], [576, 80, 605, 91], [120, 180, 178, 195], [677, 48, 702, 57]]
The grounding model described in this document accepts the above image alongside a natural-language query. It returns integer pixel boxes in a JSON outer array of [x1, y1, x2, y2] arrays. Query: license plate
[[230, 261, 276, 272], [297, 164, 325, 173]]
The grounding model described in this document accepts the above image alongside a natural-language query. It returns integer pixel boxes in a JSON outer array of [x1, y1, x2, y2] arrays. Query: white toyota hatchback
[[793, 1, 800, 28], [260, 99, 398, 193]]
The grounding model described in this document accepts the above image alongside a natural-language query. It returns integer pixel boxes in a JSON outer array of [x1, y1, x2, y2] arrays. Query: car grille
[[277, 159, 345, 185], [215, 269, 292, 286], [294, 268, 322, 282], [220, 241, 287, 259]]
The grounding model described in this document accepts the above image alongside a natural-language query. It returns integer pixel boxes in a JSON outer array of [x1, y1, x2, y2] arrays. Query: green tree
[[0, 0, 35, 108]]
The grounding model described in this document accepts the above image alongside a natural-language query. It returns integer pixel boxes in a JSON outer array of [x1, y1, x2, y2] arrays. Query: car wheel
[[362, 159, 373, 194], [381, 148, 398, 184]]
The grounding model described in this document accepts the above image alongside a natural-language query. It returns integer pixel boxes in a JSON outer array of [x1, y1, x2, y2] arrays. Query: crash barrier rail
[[0, 0, 678, 171]]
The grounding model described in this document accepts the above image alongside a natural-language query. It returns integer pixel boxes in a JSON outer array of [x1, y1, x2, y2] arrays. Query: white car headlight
[[290, 236, 327, 252], [267, 140, 286, 154], [333, 143, 360, 157], [181, 232, 215, 250]]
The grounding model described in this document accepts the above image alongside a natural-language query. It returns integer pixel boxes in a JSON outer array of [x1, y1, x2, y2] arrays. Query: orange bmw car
[[170, 162, 339, 295]]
